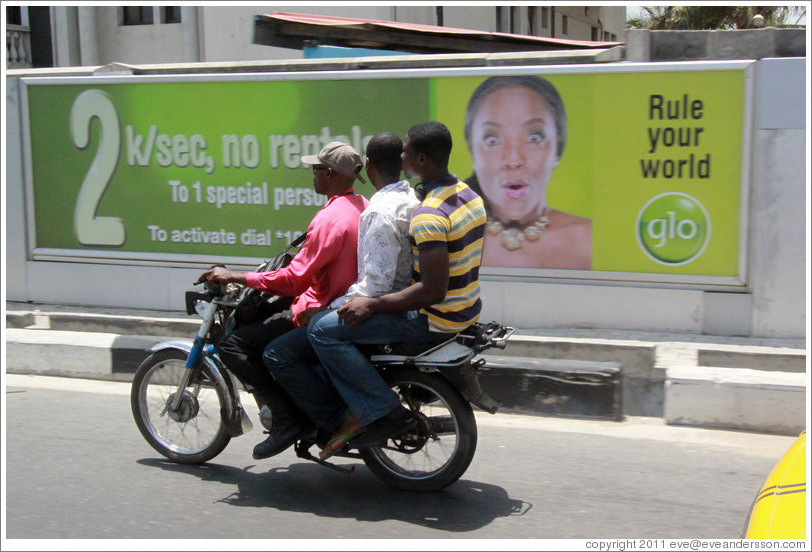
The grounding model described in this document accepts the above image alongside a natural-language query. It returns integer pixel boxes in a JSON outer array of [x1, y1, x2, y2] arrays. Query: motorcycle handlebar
[[458, 322, 514, 352], [194, 264, 229, 297], [491, 327, 514, 349]]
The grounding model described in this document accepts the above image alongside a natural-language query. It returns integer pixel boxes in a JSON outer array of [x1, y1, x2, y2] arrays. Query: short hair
[[406, 121, 453, 167], [365, 132, 403, 177], [463, 75, 567, 159]]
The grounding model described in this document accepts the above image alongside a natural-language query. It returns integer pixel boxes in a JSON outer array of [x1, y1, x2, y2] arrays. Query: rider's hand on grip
[[195, 264, 228, 285]]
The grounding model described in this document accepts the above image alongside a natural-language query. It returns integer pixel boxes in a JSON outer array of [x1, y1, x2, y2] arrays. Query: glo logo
[[636, 192, 710, 265]]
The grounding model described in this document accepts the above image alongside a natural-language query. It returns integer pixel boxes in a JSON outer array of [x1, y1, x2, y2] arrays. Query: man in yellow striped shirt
[[407, 155, 486, 332]]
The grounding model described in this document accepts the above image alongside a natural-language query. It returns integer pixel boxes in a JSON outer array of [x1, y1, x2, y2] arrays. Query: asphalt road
[[3, 373, 797, 544]]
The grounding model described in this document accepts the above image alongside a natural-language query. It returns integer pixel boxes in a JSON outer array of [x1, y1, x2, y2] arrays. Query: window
[[562, 15, 568, 35], [122, 7, 154, 26], [527, 7, 535, 35], [591, 27, 599, 41], [7, 6, 22, 25], [541, 7, 548, 29], [29, 6, 53, 67], [161, 7, 181, 24], [495, 6, 520, 33]]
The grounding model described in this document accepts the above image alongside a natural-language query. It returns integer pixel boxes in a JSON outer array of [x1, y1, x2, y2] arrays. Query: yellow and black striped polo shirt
[[410, 176, 486, 333]]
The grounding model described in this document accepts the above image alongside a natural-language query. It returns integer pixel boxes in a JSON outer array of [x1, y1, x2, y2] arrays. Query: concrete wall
[[748, 58, 807, 337], [626, 28, 806, 62], [4, 50, 806, 339], [5, 73, 29, 303]]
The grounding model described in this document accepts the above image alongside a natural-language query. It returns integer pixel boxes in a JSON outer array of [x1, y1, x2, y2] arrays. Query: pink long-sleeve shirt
[[246, 190, 369, 326]]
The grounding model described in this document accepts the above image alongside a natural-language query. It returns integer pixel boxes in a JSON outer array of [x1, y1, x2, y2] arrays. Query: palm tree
[[627, 6, 806, 30]]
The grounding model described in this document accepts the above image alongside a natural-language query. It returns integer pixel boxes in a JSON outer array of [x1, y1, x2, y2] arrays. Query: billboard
[[22, 62, 750, 285]]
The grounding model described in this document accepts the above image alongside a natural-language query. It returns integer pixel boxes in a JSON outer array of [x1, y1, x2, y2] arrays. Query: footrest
[[294, 440, 356, 473]]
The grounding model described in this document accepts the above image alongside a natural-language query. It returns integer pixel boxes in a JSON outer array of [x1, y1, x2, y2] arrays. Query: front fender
[[150, 339, 195, 355], [148, 340, 248, 436]]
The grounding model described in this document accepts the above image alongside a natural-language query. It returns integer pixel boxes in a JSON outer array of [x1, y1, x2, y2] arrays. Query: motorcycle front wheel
[[361, 368, 477, 492], [131, 348, 231, 464]]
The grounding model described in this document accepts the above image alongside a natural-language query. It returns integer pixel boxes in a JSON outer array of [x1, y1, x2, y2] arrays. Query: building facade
[[6, 5, 627, 68]]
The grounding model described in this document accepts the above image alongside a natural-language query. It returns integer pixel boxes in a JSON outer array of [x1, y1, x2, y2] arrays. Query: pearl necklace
[[486, 207, 550, 251]]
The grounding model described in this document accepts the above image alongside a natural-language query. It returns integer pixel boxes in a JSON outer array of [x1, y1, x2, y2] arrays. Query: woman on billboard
[[463, 75, 591, 269]]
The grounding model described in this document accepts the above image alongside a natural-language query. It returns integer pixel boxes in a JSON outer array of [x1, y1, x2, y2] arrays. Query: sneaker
[[347, 406, 417, 449]]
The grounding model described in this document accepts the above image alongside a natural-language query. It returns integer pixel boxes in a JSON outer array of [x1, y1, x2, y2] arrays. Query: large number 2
[[70, 89, 125, 247]]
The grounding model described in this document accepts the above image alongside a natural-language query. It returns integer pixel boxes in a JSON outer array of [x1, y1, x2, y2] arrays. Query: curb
[[665, 365, 806, 435], [6, 328, 164, 381], [479, 355, 622, 420]]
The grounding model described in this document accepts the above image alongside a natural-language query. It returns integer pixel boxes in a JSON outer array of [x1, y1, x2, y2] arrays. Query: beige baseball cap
[[301, 141, 367, 184]]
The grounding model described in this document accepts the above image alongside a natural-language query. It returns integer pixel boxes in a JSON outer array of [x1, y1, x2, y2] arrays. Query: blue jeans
[[262, 325, 347, 433], [307, 309, 449, 427]]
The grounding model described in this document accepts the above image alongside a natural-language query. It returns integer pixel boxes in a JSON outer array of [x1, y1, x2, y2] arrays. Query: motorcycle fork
[[162, 340, 207, 415], [169, 302, 217, 411]]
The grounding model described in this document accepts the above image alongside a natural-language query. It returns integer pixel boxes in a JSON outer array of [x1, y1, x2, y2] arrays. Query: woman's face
[[469, 86, 559, 223]]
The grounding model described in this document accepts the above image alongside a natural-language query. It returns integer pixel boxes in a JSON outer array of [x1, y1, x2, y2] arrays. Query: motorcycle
[[130, 274, 513, 492]]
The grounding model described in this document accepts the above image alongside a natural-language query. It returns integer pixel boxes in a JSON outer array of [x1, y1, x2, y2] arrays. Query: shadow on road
[[137, 458, 531, 532]]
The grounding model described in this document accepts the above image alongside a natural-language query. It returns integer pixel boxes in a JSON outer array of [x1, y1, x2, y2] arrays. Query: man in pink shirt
[[198, 141, 369, 459]]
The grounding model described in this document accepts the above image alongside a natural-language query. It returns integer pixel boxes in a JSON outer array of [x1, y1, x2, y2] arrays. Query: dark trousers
[[216, 310, 300, 413]]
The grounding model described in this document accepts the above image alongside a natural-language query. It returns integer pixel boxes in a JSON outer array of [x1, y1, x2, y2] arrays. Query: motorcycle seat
[[359, 341, 444, 358]]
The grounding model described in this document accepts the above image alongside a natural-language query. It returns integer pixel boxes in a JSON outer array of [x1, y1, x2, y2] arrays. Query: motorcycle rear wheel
[[361, 368, 477, 492], [131, 348, 231, 464]]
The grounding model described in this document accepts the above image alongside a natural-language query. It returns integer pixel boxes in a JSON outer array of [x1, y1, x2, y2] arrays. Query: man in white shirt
[[331, 139, 418, 309], [261, 132, 420, 459]]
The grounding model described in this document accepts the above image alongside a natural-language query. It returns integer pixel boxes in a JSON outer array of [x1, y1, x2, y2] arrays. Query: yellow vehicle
[[742, 431, 807, 538]]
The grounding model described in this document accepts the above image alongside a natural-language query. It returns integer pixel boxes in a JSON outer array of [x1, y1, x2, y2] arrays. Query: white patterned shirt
[[331, 180, 420, 308]]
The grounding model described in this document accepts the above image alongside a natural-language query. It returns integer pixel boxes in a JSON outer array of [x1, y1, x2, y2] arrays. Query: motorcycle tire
[[360, 368, 477, 492], [131, 348, 231, 464]]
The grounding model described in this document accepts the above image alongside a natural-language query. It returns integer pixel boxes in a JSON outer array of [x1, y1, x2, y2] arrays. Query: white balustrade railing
[[7, 25, 33, 68]]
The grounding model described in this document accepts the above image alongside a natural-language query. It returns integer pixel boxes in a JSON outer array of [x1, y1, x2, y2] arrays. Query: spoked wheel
[[360, 368, 477, 492], [131, 348, 231, 464]]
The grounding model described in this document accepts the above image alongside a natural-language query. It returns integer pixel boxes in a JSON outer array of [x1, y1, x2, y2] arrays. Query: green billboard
[[24, 64, 747, 281]]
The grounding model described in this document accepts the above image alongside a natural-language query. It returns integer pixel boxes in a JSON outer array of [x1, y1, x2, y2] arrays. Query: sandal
[[319, 415, 366, 461]]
